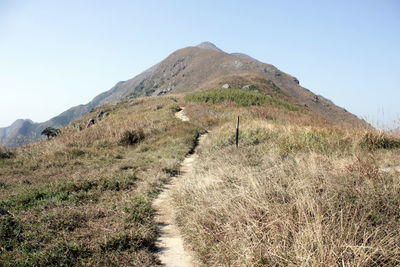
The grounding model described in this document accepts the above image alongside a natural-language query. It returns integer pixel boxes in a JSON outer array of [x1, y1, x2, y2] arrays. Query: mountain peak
[[10, 119, 33, 127], [196, 41, 223, 52]]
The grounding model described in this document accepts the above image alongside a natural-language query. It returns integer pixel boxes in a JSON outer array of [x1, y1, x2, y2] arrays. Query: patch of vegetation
[[100, 231, 155, 253], [41, 127, 61, 140], [1, 174, 138, 211], [68, 148, 86, 157], [118, 129, 145, 146], [13, 243, 91, 266], [0, 181, 8, 189], [244, 84, 258, 90], [43, 211, 88, 232], [0, 148, 14, 159], [162, 167, 179, 176], [185, 88, 298, 111], [257, 78, 283, 93], [125, 196, 154, 225], [99, 174, 137, 191], [213, 122, 353, 155], [360, 132, 400, 150], [170, 105, 182, 112], [0, 216, 24, 252]]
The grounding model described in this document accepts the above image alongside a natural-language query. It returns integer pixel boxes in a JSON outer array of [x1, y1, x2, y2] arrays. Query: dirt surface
[[175, 108, 190, 122], [153, 108, 205, 267], [380, 166, 400, 173]]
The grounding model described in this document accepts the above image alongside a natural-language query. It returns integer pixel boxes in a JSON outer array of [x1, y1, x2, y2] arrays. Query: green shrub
[[185, 88, 298, 111], [360, 132, 400, 150], [0, 181, 8, 189], [0, 148, 15, 159], [0, 175, 137, 211], [100, 175, 137, 191], [118, 129, 145, 146], [43, 211, 87, 232], [125, 197, 153, 225], [100, 231, 155, 253], [15, 243, 90, 266], [68, 149, 86, 158], [170, 105, 182, 112], [162, 167, 179, 176], [0, 216, 24, 251], [41, 127, 61, 140]]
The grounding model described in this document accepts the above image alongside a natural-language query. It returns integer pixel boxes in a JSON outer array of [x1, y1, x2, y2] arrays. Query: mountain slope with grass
[[174, 92, 400, 266], [0, 96, 203, 265], [1, 88, 399, 266], [0, 42, 368, 148]]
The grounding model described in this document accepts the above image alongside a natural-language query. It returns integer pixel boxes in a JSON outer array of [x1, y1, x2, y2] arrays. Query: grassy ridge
[[185, 88, 299, 111], [0, 96, 202, 266]]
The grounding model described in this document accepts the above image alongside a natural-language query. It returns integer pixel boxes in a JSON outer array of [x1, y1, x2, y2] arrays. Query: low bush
[[15, 243, 91, 266], [1, 175, 138, 211], [360, 132, 400, 150], [170, 105, 182, 112], [125, 196, 154, 225], [0, 181, 8, 189], [0, 216, 24, 251], [42, 211, 88, 232], [100, 232, 154, 252], [118, 129, 145, 146], [0, 148, 15, 159]]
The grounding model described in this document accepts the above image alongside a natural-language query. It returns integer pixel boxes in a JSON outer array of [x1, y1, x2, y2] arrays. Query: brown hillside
[[136, 44, 367, 128], [0, 42, 369, 148]]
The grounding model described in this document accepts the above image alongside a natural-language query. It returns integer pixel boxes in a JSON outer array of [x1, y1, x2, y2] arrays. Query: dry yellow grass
[[173, 102, 400, 266]]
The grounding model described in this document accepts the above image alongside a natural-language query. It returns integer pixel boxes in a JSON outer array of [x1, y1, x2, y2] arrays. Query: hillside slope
[[0, 42, 368, 148], [1, 91, 398, 266], [174, 99, 400, 266]]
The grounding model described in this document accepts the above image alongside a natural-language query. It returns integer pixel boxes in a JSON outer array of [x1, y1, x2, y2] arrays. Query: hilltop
[[0, 42, 368, 148]]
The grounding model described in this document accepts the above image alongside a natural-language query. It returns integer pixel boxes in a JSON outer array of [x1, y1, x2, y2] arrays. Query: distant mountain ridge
[[0, 42, 369, 148]]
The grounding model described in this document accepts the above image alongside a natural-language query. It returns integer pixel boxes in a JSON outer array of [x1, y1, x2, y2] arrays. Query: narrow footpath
[[152, 107, 206, 267]]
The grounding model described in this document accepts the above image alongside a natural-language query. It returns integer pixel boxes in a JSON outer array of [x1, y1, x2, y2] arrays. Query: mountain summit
[[196, 41, 223, 52], [0, 42, 368, 148]]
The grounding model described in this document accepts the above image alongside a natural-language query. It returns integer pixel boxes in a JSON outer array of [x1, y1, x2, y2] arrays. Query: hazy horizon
[[1, 0, 399, 129]]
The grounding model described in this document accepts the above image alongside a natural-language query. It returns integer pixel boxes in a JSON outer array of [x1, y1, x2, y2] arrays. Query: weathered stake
[[236, 116, 240, 147]]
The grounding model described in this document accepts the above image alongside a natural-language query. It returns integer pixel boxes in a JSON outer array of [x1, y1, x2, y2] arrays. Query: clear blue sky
[[1, 0, 399, 128]]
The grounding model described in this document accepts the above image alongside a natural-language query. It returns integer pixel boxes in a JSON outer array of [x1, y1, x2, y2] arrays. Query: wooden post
[[236, 116, 240, 147]]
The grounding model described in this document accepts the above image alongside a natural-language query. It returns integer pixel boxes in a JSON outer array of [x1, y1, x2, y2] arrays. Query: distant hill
[[0, 41, 369, 148]]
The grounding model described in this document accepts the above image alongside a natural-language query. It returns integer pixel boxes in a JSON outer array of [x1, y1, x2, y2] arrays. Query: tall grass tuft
[[118, 129, 145, 146]]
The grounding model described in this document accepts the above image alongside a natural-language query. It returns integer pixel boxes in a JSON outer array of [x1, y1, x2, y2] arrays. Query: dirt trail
[[153, 108, 205, 267], [380, 166, 400, 173], [175, 108, 189, 122]]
